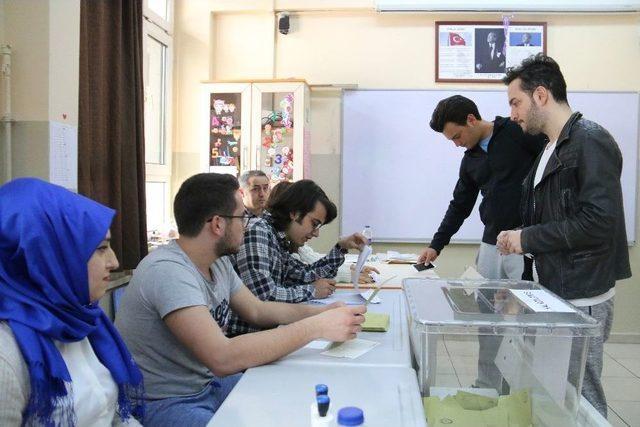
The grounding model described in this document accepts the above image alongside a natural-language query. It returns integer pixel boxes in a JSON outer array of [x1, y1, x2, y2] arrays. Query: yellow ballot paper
[[361, 312, 390, 332], [423, 390, 532, 427]]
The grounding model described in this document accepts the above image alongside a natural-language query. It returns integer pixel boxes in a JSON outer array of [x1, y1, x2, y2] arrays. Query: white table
[[208, 263, 609, 427], [273, 289, 412, 368], [207, 364, 427, 427]]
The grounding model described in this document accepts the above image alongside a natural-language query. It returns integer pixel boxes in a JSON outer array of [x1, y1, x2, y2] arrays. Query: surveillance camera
[[278, 12, 290, 35]]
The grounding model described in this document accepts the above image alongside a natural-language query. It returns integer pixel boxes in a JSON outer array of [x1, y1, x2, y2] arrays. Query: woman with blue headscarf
[[0, 178, 144, 426]]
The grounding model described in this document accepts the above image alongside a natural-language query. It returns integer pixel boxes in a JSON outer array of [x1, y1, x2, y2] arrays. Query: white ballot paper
[[459, 265, 485, 296], [321, 338, 380, 359], [303, 340, 331, 350], [351, 245, 372, 290], [360, 288, 382, 305], [309, 291, 381, 306]]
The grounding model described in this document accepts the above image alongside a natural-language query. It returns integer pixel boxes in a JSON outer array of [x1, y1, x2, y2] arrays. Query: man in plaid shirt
[[229, 180, 366, 336]]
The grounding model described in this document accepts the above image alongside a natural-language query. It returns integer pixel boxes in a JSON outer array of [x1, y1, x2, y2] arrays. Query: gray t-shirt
[[115, 241, 242, 400]]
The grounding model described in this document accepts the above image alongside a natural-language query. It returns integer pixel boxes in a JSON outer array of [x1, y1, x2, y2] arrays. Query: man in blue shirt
[[418, 95, 545, 280], [418, 95, 545, 392]]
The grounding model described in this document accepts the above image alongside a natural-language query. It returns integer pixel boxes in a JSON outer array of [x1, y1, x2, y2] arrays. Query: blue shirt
[[478, 134, 491, 152]]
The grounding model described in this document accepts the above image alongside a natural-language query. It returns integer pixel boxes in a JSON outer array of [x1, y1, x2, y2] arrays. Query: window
[[143, 0, 173, 32], [145, 181, 169, 231], [144, 31, 167, 165], [143, 1, 173, 236]]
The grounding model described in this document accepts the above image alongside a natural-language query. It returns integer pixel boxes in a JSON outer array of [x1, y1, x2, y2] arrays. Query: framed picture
[[436, 21, 547, 83]]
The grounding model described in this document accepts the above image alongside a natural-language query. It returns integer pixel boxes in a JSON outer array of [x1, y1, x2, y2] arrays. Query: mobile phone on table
[[413, 262, 435, 271]]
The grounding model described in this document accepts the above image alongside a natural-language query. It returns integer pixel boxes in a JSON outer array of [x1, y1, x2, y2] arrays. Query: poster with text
[[436, 21, 546, 83]]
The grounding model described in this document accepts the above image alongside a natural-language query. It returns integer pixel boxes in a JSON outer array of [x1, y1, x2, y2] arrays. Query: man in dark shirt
[[418, 95, 544, 280], [417, 95, 545, 392]]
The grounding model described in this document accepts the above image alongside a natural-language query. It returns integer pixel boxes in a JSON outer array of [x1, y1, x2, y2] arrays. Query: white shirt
[[55, 338, 141, 427], [532, 140, 615, 307], [533, 140, 556, 188]]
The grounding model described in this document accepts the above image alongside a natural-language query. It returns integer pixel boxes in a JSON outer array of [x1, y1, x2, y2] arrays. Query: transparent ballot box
[[403, 278, 600, 427]]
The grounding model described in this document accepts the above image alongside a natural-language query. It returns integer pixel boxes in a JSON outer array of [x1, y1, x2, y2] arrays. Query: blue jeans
[[143, 374, 242, 427]]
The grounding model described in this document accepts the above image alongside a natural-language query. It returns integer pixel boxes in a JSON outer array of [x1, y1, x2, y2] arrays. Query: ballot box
[[403, 278, 601, 427]]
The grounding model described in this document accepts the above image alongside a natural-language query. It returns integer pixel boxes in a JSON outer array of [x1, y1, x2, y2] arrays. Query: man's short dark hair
[[268, 180, 337, 231], [174, 173, 239, 237], [430, 96, 482, 132], [239, 170, 267, 188], [503, 53, 568, 104]]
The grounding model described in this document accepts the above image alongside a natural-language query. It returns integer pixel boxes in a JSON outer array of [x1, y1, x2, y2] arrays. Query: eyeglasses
[[206, 214, 250, 228]]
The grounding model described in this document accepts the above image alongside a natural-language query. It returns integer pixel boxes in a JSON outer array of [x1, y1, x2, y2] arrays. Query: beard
[[523, 103, 546, 135], [215, 228, 240, 257]]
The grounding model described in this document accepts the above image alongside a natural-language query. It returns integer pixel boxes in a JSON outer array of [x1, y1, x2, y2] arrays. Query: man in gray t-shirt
[[115, 173, 366, 427], [115, 241, 242, 399]]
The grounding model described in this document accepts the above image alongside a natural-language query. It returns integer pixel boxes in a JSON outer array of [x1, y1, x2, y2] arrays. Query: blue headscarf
[[0, 178, 143, 426]]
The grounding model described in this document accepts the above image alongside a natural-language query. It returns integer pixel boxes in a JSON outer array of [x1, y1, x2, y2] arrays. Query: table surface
[[274, 289, 412, 368], [206, 264, 609, 427], [207, 364, 427, 427]]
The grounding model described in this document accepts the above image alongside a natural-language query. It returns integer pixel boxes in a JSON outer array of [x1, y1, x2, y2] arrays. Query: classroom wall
[[0, 0, 79, 182], [173, 2, 640, 341]]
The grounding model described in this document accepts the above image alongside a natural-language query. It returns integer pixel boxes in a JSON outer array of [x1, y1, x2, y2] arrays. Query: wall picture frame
[[436, 21, 547, 83]]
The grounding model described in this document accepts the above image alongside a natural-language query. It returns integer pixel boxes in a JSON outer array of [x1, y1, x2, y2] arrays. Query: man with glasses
[[116, 173, 366, 426], [228, 179, 367, 337], [239, 170, 270, 222]]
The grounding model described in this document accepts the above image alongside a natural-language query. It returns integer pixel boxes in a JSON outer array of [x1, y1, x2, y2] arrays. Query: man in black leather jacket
[[498, 53, 631, 417]]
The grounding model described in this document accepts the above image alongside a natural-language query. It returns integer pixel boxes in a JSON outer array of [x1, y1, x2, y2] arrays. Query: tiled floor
[[603, 343, 640, 427], [428, 340, 640, 426]]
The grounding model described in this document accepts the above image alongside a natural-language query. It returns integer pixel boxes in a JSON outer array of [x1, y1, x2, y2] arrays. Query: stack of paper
[[362, 312, 390, 332], [423, 390, 532, 427], [385, 251, 418, 264]]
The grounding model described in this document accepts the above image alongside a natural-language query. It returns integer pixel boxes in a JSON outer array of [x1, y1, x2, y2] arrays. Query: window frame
[[142, 8, 173, 231], [142, 0, 173, 35]]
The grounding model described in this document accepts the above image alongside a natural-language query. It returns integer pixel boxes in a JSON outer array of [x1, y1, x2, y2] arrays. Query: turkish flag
[[449, 33, 466, 46]]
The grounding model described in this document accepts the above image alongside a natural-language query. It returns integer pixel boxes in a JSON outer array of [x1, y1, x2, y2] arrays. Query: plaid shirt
[[228, 212, 345, 336]]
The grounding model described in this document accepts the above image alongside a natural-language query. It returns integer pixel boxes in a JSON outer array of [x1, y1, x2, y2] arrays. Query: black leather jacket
[[521, 112, 631, 299]]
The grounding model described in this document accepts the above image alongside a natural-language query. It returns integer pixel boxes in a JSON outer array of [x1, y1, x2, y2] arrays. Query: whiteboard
[[341, 89, 638, 244]]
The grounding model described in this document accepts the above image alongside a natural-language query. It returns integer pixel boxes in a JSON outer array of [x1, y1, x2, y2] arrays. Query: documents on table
[[361, 312, 390, 332], [384, 250, 418, 264], [363, 287, 382, 306], [309, 291, 382, 306], [303, 340, 331, 350], [321, 338, 380, 359]]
